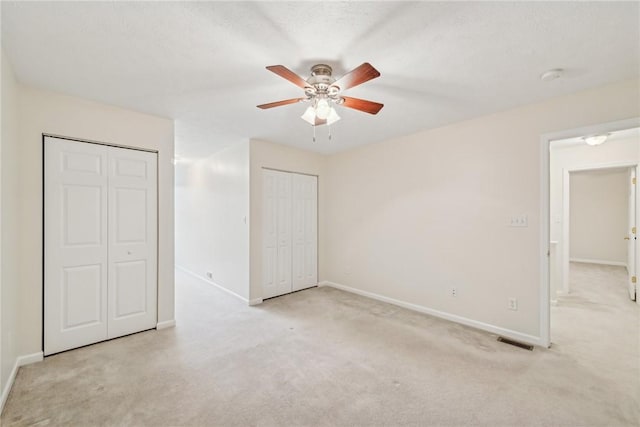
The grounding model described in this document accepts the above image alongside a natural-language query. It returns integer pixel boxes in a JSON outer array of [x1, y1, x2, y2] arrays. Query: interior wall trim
[[318, 281, 544, 347], [156, 320, 176, 330], [0, 352, 44, 414], [175, 265, 250, 305], [261, 166, 318, 178], [42, 133, 158, 153], [569, 258, 627, 267]]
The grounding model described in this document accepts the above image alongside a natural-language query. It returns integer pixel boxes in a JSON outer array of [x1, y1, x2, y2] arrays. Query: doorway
[[544, 124, 640, 346]]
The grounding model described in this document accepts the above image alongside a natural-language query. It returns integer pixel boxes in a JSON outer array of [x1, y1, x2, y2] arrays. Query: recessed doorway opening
[[544, 123, 639, 348]]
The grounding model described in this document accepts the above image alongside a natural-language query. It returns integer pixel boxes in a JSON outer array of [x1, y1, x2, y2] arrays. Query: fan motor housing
[[307, 64, 335, 91]]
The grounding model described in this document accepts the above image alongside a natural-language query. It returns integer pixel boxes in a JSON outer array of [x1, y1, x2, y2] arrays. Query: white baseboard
[[18, 352, 43, 366], [570, 258, 627, 267], [249, 298, 263, 306], [176, 265, 251, 305], [156, 320, 176, 330], [1, 352, 43, 414], [318, 281, 544, 347]]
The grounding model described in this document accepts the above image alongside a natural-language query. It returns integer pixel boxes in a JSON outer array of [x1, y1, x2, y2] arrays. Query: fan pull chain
[[328, 125, 332, 141], [313, 125, 316, 143]]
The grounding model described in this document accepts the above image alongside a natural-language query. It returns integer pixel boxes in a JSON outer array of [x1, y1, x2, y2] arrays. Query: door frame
[[41, 133, 160, 353], [561, 162, 637, 295], [539, 117, 640, 348]]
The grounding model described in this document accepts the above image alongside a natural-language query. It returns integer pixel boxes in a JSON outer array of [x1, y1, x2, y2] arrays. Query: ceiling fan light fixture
[[583, 134, 609, 146], [259, 62, 383, 137], [301, 106, 316, 125], [315, 98, 331, 120], [326, 107, 341, 125]]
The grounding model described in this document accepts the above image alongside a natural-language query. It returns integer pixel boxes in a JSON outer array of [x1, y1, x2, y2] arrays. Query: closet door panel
[[292, 174, 318, 291], [44, 137, 109, 355], [304, 175, 318, 287], [107, 147, 158, 338], [262, 169, 293, 298], [262, 170, 279, 298], [274, 171, 293, 296]]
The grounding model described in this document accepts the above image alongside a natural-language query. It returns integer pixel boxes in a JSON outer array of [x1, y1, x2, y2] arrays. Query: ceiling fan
[[257, 63, 384, 127]]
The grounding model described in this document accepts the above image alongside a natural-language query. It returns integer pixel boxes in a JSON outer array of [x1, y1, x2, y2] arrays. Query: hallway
[[551, 262, 639, 421]]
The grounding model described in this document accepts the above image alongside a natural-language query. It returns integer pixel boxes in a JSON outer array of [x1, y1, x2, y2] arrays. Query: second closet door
[[292, 173, 318, 292], [262, 169, 317, 299], [263, 170, 293, 299]]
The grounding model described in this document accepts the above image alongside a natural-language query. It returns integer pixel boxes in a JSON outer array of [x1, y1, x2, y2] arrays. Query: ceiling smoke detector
[[540, 68, 564, 82]]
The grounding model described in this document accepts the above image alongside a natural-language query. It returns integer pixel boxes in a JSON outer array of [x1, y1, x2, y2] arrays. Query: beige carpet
[[2, 263, 638, 426]]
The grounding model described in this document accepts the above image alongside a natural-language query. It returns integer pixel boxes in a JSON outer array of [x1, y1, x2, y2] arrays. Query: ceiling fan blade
[[266, 65, 311, 89], [257, 98, 305, 109], [341, 96, 384, 115], [332, 63, 380, 91]]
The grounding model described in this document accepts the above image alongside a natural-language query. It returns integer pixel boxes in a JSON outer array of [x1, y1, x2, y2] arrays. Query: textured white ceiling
[[2, 2, 639, 157]]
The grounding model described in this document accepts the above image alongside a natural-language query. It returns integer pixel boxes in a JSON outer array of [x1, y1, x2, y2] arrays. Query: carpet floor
[[1, 263, 638, 426]]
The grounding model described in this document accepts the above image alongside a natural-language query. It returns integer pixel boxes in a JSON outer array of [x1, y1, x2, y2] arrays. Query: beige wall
[[175, 142, 250, 300], [570, 169, 629, 263], [17, 86, 175, 357], [324, 79, 639, 340], [249, 139, 327, 302], [1, 49, 20, 405]]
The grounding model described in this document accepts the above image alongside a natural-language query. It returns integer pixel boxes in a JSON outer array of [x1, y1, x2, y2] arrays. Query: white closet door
[[262, 170, 279, 298], [45, 138, 109, 355], [292, 174, 318, 291], [45, 137, 157, 355], [107, 146, 158, 338], [262, 169, 293, 298]]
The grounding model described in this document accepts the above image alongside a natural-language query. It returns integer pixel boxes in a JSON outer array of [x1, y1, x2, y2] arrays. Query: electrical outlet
[[206, 271, 213, 280], [451, 287, 457, 297], [508, 298, 518, 311]]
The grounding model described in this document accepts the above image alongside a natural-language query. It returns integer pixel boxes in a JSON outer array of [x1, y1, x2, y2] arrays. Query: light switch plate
[[509, 214, 528, 227]]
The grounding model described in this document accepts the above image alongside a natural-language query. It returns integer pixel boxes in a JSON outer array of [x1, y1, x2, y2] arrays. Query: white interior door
[[292, 174, 318, 291], [45, 138, 109, 355], [262, 170, 293, 299], [107, 146, 158, 338], [262, 170, 278, 298], [628, 167, 637, 301], [45, 137, 157, 355]]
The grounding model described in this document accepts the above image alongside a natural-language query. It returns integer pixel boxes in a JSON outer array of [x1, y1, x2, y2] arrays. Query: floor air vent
[[497, 337, 534, 351]]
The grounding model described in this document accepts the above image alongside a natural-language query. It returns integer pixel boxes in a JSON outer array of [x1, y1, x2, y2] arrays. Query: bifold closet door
[[262, 169, 293, 299], [262, 169, 317, 299], [107, 146, 158, 339], [45, 138, 109, 355], [292, 174, 318, 291], [45, 137, 157, 355]]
